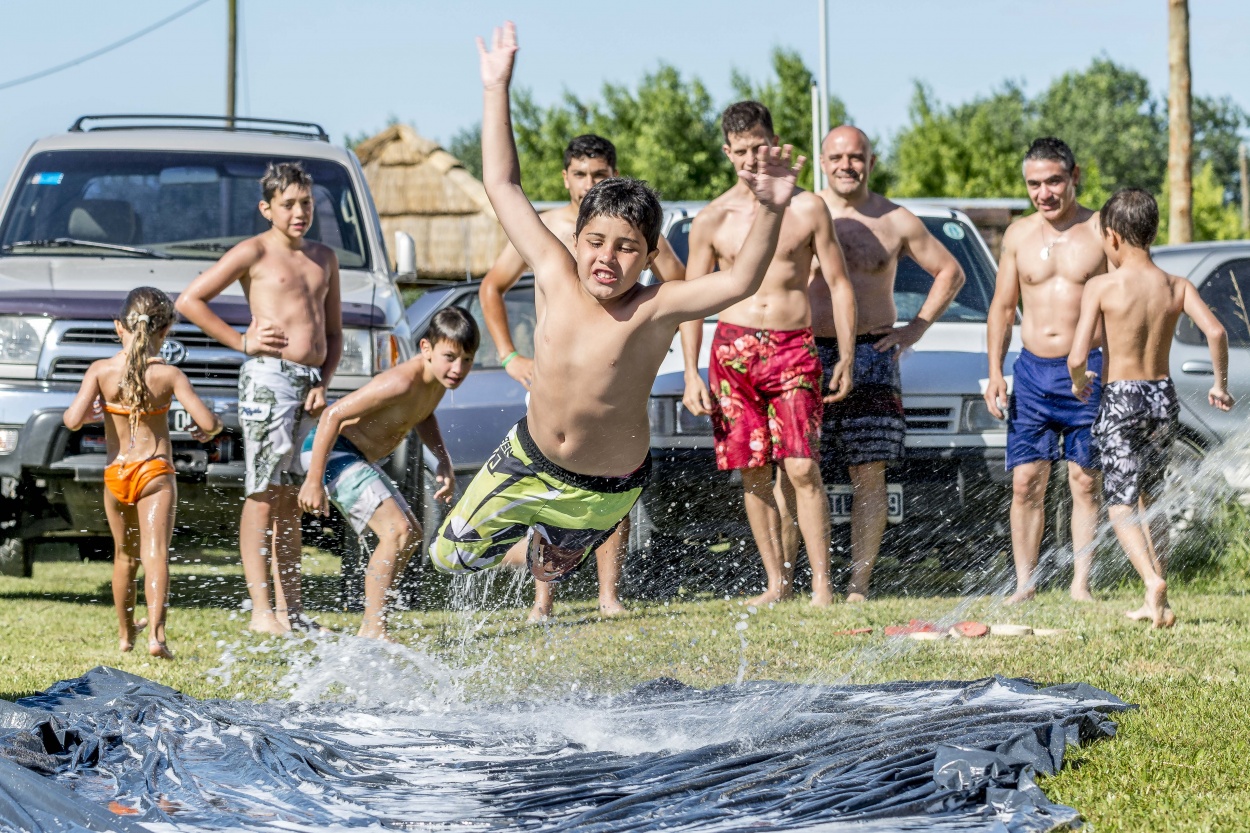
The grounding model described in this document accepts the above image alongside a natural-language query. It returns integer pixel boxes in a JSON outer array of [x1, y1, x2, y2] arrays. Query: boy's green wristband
[[501, 351, 519, 368]]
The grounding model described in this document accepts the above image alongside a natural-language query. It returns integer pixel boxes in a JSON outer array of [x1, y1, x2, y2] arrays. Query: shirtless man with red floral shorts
[[682, 101, 857, 606]]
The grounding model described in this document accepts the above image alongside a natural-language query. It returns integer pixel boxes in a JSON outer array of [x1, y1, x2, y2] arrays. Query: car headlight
[[0, 426, 19, 455], [0, 316, 52, 364], [336, 328, 373, 376], [648, 395, 713, 437], [963, 397, 1006, 432]]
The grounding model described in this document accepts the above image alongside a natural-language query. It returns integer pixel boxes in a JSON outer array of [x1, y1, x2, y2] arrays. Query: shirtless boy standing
[[985, 138, 1106, 604], [478, 134, 686, 622], [433, 22, 802, 589], [1069, 188, 1232, 627], [778, 125, 964, 601], [177, 161, 342, 634], [681, 102, 856, 607], [298, 307, 477, 639]]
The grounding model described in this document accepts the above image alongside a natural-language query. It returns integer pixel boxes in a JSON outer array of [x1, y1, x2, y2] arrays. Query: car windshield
[[664, 213, 997, 323], [0, 149, 369, 268]]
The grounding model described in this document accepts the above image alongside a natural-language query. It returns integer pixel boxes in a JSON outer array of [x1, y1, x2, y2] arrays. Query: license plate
[[169, 406, 194, 433], [827, 484, 904, 525]]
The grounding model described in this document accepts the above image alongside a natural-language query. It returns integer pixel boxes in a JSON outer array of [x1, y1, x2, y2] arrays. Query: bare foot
[[148, 640, 174, 660], [1005, 589, 1035, 605], [357, 627, 396, 642], [526, 604, 552, 625], [1153, 606, 1177, 629], [1124, 604, 1152, 621], [1069, 587, 1096, 603], [746, 588, 790, 607], [810, 589, 834, 607], [119, 638, 135, 653], [844, 592, 867, 604], [119, 617, 150, 652], [248, 612, 289, 636], [598, 599, 627, 617], [1144, 579, 1175, 629]]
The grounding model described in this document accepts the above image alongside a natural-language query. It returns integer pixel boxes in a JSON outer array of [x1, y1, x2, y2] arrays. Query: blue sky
[[0, 0, 1246, 175]]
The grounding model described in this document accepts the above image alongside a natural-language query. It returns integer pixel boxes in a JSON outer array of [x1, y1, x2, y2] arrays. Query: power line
[[0, 0, 213, 93]]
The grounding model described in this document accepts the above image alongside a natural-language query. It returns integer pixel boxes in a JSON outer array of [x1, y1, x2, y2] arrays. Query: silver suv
[[0, 116, 414, 576]]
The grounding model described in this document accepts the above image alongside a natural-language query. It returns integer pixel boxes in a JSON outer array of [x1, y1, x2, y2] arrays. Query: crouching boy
[[298, 308, 478, 639], [1069, 188, 1234, 629], [430, 23, 804, 589]]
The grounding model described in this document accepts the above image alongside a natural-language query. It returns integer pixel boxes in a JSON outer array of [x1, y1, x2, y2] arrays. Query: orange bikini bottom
[[104, 458, 176, 505]]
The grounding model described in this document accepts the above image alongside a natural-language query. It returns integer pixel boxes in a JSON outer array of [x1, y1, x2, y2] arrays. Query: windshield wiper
[[1, 238, 171, 259], [163, 241, 234, 252]]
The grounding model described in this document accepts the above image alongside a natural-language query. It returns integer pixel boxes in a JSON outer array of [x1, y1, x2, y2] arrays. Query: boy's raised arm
[[1181, 279, 1234, 410], [656, 145, 805, 323], [477, 22, 571, 282]]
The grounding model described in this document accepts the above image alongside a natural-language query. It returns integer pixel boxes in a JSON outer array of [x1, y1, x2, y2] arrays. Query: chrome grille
[[50, 358, 240, 387], [904, 407, 956, 433], [59, 325, 225, 349]]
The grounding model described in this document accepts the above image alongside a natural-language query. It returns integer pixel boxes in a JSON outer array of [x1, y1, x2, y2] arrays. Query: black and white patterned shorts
[[1093, 379, 1179, 506]]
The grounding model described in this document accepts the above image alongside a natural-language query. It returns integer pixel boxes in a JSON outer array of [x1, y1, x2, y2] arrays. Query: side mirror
[[394, 231, 417, 279]]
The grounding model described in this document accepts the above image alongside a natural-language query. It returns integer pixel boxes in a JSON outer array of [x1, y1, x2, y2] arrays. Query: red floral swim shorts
[[709, 322, 823, 471]]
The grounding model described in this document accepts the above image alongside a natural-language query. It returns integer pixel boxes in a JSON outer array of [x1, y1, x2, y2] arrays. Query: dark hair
[[563, 135, 617, 171], [575, 177, 663, 252], [425, 306, 479, 354], [260, 161, 314, 202], [1100, 187, 1158, 249], [721, 101, 774, 142], [116, 287, 176, 435], [1023, 137, 1076, 174]]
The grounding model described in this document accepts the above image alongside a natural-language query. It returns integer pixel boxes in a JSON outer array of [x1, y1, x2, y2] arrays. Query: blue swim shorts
[[300, 429, 407, 535], [1006, 348, 1102, 471]]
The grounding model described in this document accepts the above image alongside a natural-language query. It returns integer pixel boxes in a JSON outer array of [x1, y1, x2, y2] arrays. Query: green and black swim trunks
[[431, 420, 651, 580]]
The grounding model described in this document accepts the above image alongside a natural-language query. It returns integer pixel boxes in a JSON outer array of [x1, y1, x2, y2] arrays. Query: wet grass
[[1, 528, 1248, 832]]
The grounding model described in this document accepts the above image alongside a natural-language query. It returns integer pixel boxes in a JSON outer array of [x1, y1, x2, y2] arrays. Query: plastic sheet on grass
[[0, 666, 1131, 832]]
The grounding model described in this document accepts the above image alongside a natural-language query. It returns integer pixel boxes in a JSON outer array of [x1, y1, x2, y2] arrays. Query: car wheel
[[78, 537, 115, 562], [0, 536, 31, 578]]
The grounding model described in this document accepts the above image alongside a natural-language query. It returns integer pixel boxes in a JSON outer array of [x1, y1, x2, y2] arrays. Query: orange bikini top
[[104, 402, 170, 417]]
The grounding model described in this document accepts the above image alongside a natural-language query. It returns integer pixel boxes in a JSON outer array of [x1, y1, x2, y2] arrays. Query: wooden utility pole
[[226, 0, 238, 124], [1239, 143, 1249, 234], [1167, 0, 1192, 242]]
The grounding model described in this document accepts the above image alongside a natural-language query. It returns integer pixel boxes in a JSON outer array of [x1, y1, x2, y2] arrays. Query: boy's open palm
[[739, 144, 806, 210], [477, 21, 518, 88]]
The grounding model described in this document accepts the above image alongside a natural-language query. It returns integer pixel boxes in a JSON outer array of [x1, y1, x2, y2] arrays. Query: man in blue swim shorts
[[985, 138, 1108, 603]]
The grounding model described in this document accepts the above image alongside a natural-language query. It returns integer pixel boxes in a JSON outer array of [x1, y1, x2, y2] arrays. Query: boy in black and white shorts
[[1068, 188, 1234, 629]]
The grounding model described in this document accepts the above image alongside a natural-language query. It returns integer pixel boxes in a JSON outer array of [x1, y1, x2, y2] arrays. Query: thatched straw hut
[[354, 124, 506, 280]]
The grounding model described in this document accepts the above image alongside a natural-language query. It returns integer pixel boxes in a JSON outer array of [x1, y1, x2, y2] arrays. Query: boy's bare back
[[1093, 262, 1187, 383]]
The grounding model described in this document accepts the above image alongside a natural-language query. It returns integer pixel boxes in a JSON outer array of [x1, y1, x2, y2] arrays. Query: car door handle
[[1181, 361, 1214, 375]]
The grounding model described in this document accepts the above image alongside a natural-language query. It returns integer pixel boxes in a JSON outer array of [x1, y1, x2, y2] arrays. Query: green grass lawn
[[2, 519, 1249, 832]]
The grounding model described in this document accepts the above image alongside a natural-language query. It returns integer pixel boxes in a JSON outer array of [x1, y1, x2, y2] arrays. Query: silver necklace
[[1040, 228, 1060, 261]]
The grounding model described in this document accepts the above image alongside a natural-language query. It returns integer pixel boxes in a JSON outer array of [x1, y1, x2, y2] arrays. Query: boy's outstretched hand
[[477, 21, 518, 89], [738, 144, 806, 210]]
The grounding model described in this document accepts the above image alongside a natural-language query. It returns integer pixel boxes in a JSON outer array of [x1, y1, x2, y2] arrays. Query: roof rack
[[68, 114, 329, 142]]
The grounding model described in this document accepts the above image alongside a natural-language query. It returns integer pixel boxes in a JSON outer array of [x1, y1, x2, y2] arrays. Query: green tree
[[447, 123, 483, 181], [1159, 161, 1244, 243], [511, 88, 593, 201], [890, 82, 1033, 199]]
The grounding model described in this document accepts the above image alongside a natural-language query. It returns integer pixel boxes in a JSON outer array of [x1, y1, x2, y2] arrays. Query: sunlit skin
[[775, 125, 964, 602], [62, 321, 221, 659], [985, 155, 1108, 605], [679, 123, 855, 608], [1067, 225, 1233, 629], [176, 180, 343, 636], [476, 21, 801, 589], [298, 338, 472, 640]]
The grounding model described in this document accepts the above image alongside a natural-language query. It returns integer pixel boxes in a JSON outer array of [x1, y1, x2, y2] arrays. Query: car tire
[[0, 536, 31, 578], [77, 537, 115, 562]]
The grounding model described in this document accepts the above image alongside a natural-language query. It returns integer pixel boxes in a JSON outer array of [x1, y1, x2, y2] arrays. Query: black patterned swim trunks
[[1093, 378, 1179, 506], [816, 335, 906, 472]]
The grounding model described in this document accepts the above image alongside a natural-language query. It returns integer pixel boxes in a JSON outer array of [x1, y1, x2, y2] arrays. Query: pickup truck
[[0, 115, 416, 578]]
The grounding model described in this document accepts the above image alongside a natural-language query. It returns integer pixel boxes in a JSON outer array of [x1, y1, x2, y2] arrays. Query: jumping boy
[[478, 133, 687, 622], [432, 22, 803, 586], [1069, 188, 1233, 628], [177, 161, 342, 635], [297, 307, 477, 640]]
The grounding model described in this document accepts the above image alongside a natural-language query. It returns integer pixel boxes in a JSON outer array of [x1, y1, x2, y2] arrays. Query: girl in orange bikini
[[63, 288, 222, 659]]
